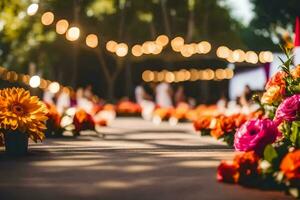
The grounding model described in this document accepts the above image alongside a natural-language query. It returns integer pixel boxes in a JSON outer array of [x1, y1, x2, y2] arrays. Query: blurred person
[[76, 87, 93, 114], [84, 85, 93, 100], [43, 89, 54, 104], [217, 94, 228, 113], [156, 82, 173, 108], [56, 89, 71, 114], [135, 83, 156, 120], [135, 83, 152, 105], [174, 85, 186, 106]]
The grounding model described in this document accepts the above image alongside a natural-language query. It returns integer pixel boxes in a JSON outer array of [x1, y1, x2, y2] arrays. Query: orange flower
[[261, 85, 282, 104], [280, 150, 300, 181], [210, 127, 224, 139], [234, 151, 260, 184], [291, 65, 300, 79], [0, 88, 48, 143], [45, 103, 61, 129], [233, 114, 247, 128], [265, 71, 287, 90], [117, 101, 141, 114], [218, 151, 260, 185], [217, 161, 239, 183], [219, 115, 235, 133], [193, 116, 211, 131]]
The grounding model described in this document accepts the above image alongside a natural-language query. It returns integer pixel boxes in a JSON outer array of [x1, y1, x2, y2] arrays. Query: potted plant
[[0, 87, 48, 156]]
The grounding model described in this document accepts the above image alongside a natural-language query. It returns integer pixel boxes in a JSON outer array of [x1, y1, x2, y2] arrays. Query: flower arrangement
[[218, 49, 300, 198], [116, 100, 142, 116], [194, 112, 263, 147], [0, 87, 48, 155], [73, 109, 95, 134], [45, 102, 63, 137]]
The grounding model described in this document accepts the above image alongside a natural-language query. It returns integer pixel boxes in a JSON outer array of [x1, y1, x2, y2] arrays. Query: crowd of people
[[42, 82, 259, 123]]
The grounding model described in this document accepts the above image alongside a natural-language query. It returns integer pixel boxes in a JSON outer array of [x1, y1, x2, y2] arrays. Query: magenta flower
[[234, 119, 280, 155], [275, 94, 300, 123]]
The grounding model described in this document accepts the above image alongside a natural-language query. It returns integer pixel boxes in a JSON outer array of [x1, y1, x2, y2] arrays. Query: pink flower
[[234, 119, 280, 155], [275, 94, 300, 123]]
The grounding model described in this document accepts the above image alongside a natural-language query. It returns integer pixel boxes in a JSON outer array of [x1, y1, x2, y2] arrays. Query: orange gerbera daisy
[[0, 88, 48, 143]]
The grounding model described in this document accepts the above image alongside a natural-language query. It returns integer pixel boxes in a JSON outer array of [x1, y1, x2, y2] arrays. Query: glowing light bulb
[[86, 34, 98, 48], [56, 19, 69, 34], [27, 3, 39, 16], [171, 37, 184, 52], [41, 12, 54, 25], [48, 82, 60, 93], [29, 75, 41, 88], [66, 26, 80, 41], [106, 40, 118, 52], [155, 35, 169, 46], [132, 45, 143, 57], [116, 43, 128, 57]]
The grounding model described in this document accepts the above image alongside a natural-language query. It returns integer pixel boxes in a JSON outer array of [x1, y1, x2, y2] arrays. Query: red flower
[[217, 161, 239, 183], [73, 109, 95, 132]]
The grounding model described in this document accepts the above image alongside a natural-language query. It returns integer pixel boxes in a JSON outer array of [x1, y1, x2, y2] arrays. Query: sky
[[222, 0, 255, 26]]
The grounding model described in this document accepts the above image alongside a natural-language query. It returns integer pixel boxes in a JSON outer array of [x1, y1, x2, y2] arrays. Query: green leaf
[[291, 121, 300, 148], [263, 144, 278, 163]]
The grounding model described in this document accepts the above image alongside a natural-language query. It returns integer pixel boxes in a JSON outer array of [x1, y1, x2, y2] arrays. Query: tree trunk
[[186, 9, 195, 42], [161, 0, 171, 37]]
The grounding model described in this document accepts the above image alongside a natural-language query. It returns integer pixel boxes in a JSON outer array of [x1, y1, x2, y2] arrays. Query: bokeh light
[[27, 3, 39, 16], [29, 75, 41, 88], [116, 43, 128, 57], [56, 19, 69, 34], [66, 26, 80, 41], [132, 44, 143, 57], [171, 37, 184, 52], [48, 82, 60, 93], [41, 12, 54, 26], [106, 40, 118, 52], [155, 35, 169, 46], [85, 34, 98, 48]]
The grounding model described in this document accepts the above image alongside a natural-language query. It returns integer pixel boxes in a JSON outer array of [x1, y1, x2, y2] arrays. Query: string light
[[66, 26, 80, 41], [27, 3, 39, 16], [115, 43, 128, 57], [106, 40, 118, 52], [197, 41, 211, 54], [245, 51, 258, 64], [56, 19, 69, 34], [29, 75, 41, 88], [41, 12, 54, 26], [155, 35, 169, 46], [171, 37, 184, 52], [131, 44, 143, 57], [142, 67, 234, 82], [48, 82, 60, 93], [85, 34, 98, 48]]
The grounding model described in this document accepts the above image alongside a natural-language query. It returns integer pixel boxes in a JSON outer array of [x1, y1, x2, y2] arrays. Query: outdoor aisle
[[0, 118, 291, 200]]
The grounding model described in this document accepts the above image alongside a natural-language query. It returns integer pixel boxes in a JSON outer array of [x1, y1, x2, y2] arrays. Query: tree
[[1, 0, 249, 101]]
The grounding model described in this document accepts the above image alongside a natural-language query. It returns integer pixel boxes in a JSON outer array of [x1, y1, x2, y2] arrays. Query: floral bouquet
[[44, 102, 63, 137], [218, 49, 300, 198], [116, 100, 142, 117], [73, 109, 95, 135], [0, 87, 48, 155], [194, 112, 263, 147]]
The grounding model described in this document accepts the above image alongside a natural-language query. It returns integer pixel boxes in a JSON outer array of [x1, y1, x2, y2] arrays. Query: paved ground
[[0, 118, 291, 200]]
